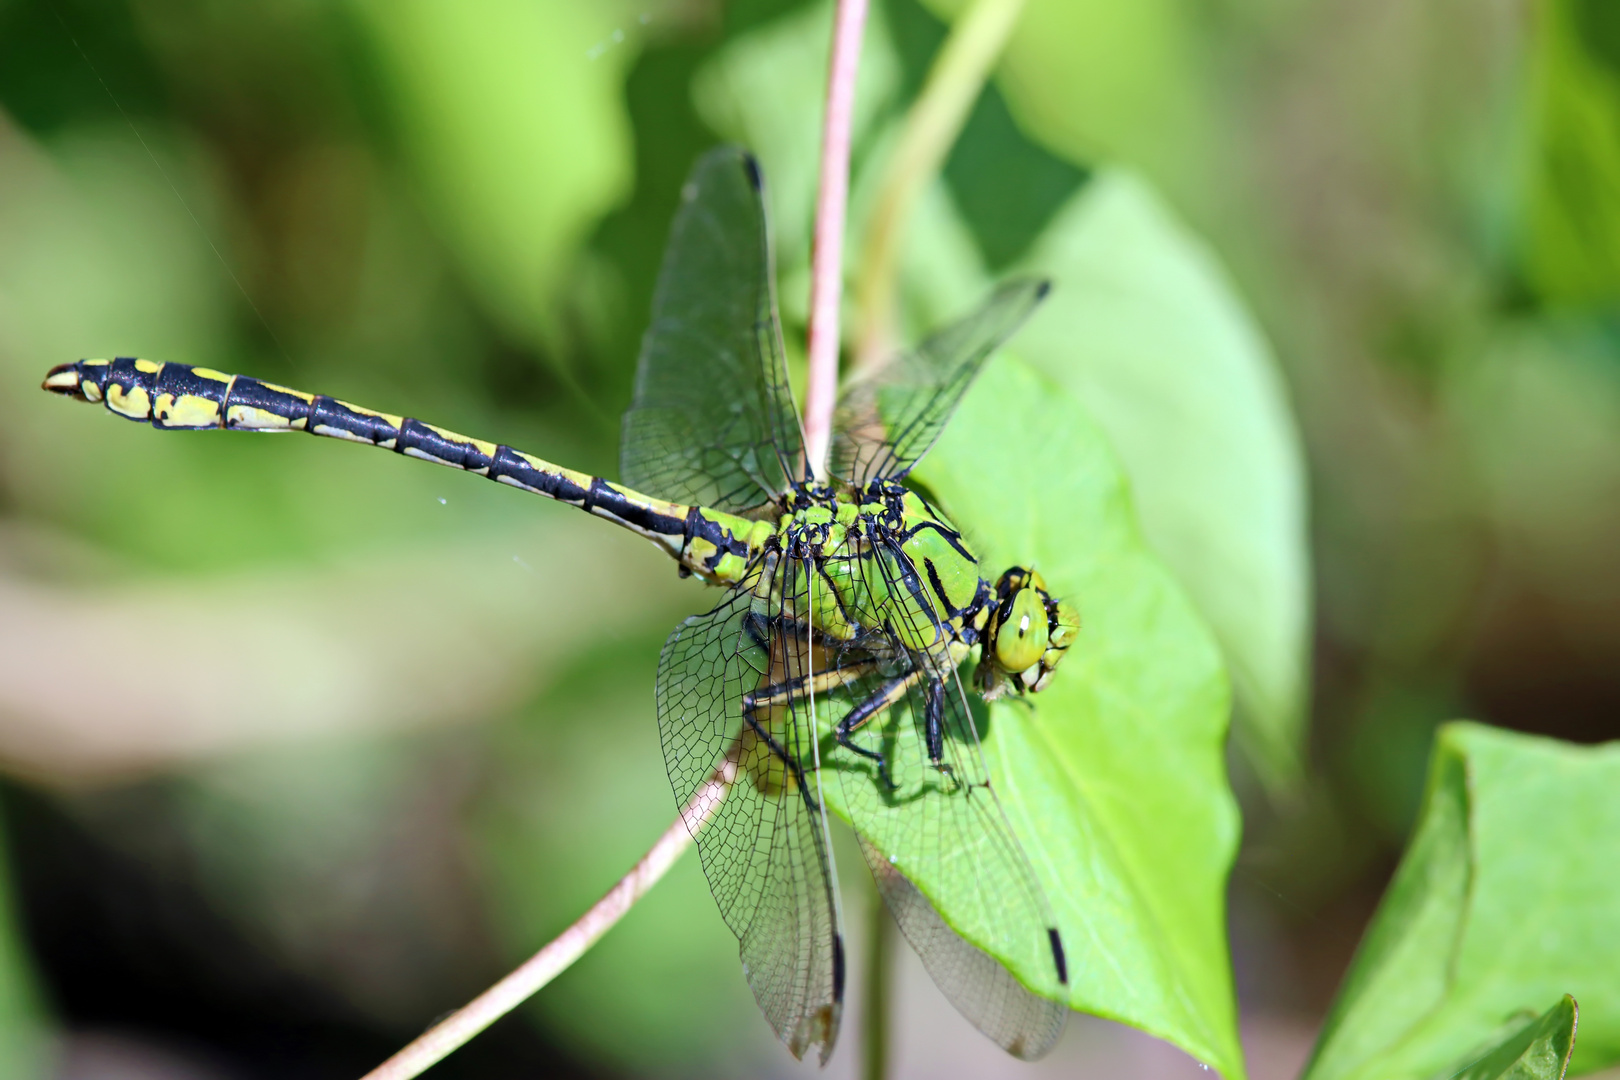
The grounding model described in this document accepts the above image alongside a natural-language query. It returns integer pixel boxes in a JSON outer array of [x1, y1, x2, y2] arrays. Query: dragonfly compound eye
[[994, 586, 1049, 675]]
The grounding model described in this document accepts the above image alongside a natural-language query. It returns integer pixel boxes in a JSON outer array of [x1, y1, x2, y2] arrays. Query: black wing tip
[[832, 931, 847, 1001], [1048, 926, 1069, 985], [740, 151, 765, 192], [1034, 278, 1053, 301]]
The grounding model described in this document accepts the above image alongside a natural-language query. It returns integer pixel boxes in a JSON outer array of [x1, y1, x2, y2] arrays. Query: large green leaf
[[1013, 170, 1309, 790], [689, 2, 1307, 787], [1304, 724, 1620, 1080], [345, 0, 635, 352], [847, 355, 1244, 1077]]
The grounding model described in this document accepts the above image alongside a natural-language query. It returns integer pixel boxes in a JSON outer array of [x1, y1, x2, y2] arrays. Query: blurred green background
[[0, 0, 1616, 1077]]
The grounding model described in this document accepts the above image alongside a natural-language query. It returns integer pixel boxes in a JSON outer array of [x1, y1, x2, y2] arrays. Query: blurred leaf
[[1304, 724, 1620, 1080], [0, 825, 48, 1080], [1521, 0, 1620, 308], [692, 0, 901, 272], [0, 113, 652, 574], [920, 0, 1209, 196], [1444, 323, 1620, 598], [346, 0, 636, 353], [882, 0, 1091, 272], [1446, 996, 1577, 1080], [1012, 170, 1309, 790], [892, 356, 1246, 1079], [472, 632, 773, 1076], [0, 513, 692, 779], [169, 738, 480, 1025]]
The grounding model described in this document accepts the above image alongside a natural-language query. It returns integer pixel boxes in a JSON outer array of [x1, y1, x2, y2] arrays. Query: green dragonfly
[[42, 147, 1079, 1063]]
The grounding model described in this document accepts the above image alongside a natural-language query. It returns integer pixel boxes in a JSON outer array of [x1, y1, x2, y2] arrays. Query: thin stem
[[802, 0, 871, 479], [359, 767, 732, 1080], [853, 0, 1026, 373], [862, 884, 893, 1080]]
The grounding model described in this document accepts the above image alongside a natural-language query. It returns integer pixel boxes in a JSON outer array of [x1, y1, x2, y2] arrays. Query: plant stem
[[358, 768, 732, 1080], [863, 885, 893, 1080], [853, 0, 1026, 373], [802, 0, 871, 479]]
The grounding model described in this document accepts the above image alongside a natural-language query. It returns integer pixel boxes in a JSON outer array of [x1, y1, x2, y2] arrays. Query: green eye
[[995, 588, 1049, 673]]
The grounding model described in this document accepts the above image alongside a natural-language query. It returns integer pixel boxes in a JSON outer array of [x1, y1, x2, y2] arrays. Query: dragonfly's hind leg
[[739, 705, 820, 812], [741, 660, 882, 811], [835, 670, 927, 790], [920, 679, 959, 787]]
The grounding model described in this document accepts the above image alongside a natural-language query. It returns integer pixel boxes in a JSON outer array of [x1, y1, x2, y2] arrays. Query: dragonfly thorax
[[763, 479, 990, 663]]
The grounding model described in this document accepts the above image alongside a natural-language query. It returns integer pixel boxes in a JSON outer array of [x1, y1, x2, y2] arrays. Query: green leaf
[[1012, 170, 1309, 791], [1304, 724, 1620, 1080], [1444, 996, 1578, 1080], [1520, 0, 1620, 308], [886, 356, 1245, 1078], [345, 0, 635, 352], [919, 0, 1210, 194]]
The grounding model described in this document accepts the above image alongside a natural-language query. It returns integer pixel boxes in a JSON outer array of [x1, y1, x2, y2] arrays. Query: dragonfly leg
[[739, 706, 820, 813], [836, 669, 927, 790], [740, 659, 885, 812], [920, 679, 960, 788], [742, 661, 880, 711]]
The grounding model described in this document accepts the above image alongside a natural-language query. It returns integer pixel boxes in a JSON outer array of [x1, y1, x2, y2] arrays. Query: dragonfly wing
[[622, 146, 805, 513], [829, 545, 1069, 1058], [656, 561, 844, 1063], [861, 833, 1068, 1060], [830, 279, 1048, 486]]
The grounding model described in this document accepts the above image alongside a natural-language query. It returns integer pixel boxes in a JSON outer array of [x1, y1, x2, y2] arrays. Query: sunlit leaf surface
[[886, 356, 1246, 1079], [1013, 171, 1309, 791]]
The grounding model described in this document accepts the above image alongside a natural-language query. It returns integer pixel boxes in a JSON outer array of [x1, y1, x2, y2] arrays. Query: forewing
[[831, 279, 1048, 486], [655, 560, 844, 1063], [622, 147, 804, 512], [827, 545, 1068, 1059]]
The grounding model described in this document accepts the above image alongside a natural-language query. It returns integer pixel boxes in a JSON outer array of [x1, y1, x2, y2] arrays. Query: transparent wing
[[622, 146, 804, 513], [831, 279, 1048, 487], [862, 835, 1067, 1060], [824, 543, 1069, 1059], [655, 558, 844, 1063]]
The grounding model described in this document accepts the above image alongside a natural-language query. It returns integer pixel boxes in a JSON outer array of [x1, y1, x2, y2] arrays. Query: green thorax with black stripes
[[767, 479, 990, 660]]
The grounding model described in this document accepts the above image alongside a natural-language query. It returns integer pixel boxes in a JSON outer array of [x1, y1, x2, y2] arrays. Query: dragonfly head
[[976, 567, 1080, 701]]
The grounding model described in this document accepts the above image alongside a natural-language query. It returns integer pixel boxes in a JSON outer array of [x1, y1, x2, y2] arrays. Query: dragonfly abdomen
[[43, 357, 762, 581]]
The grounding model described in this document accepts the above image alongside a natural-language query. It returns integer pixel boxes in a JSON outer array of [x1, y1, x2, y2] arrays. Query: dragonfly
[[41, 146, 1080, 1063]]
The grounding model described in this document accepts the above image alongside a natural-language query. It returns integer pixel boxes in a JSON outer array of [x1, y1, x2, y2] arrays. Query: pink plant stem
[[802, 0, 871, 479]]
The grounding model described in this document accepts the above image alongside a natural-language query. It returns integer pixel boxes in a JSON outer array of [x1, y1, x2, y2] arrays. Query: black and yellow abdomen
[[42, 357, 770, 584]]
